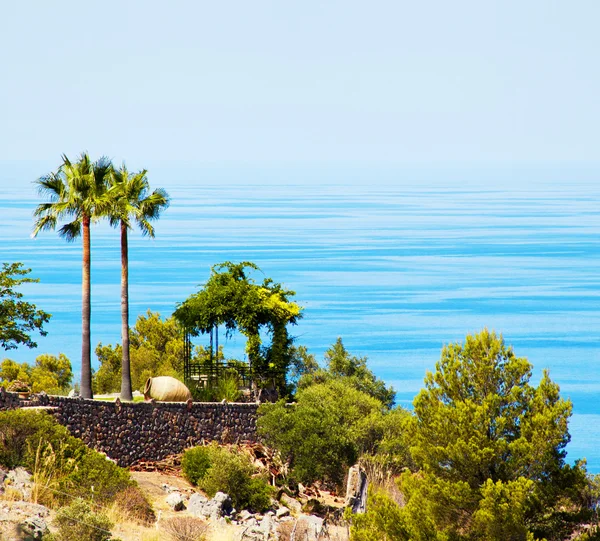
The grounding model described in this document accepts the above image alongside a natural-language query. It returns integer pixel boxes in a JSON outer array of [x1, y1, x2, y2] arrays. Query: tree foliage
[[349, 329, 591, 541], [93, 310, 185, 393], [259, 379, 385, 487], [0, 262, 51, 351], [0, 353, 72, 394], [297, 337, 395, 408], [174, 262, 302, 394]]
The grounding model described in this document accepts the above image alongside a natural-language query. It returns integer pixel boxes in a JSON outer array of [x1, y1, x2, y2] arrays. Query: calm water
[[1, 174, 599, 471]]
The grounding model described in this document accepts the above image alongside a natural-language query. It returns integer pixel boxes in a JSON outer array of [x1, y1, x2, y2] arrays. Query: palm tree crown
[[107, 164, 170, 237], [33, 153, 112, 240]]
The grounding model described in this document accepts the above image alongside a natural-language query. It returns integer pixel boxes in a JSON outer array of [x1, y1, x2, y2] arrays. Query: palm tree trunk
[[81, 214, 93, 399], [120, 220, 133, 401]]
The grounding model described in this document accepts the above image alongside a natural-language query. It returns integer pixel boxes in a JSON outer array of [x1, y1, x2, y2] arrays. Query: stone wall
[[0, 389, 259, 467]]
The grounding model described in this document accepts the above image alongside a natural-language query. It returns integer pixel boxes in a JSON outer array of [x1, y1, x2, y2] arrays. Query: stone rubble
[[163, 489, 330, 540]]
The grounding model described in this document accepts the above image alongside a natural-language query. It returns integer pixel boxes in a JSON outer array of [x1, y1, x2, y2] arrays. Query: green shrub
[[0, 410, 133, 505], [216, 373, 241, 402], [0, 409, 70, 469], [61, 449, 132, 503], [182, 443, 272, 512], [54, 499, 113, 541], [182, 446, 213, 485], [258, 379, 385, 487]]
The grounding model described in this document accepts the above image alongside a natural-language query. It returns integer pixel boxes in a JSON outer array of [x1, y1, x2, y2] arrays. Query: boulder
[[166, 492, 186, 511], [187, 491, 232, 520], [187, 493, 209, 516], [345, 464, 368, 514], [280, 493, 302, 514], [276, 506, 290, 518]]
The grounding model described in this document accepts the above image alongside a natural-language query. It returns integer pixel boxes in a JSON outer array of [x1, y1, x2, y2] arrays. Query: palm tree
[[33, 152, 112, 399], [107, 164, 169, 401]]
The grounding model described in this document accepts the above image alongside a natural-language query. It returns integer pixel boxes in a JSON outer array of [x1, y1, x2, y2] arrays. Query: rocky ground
[[0, 467, 350, 541]]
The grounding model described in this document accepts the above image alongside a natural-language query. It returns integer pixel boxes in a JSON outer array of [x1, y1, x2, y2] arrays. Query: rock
[[0, 502, 50, 541], [259, 514, 272, 540], [166, 492, 186, 511], [280, 493, 302, 514], [239, 509, 253, 521], [19, 516, 48, 540], [296, 515, 325, 541], [345, 464, 368, 514], [276, 506, 290, 518], [187, 493, 209, 516], [188, 491, 232, 520], [5, 468, 33, 501]]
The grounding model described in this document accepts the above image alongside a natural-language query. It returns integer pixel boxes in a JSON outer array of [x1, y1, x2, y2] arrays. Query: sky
[[1, 0, 599, 173]]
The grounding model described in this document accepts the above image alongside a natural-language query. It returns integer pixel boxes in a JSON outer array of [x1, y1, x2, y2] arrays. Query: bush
[[182, 443, 272, 512], [182, 447, 212, 485], [54, 499, 113, 541], [162, 516, 207, 541], [0, 410, 133, 505], [114, 486, 155, 525], [0, 409, 68, 469], [258, 379, 385, 487]]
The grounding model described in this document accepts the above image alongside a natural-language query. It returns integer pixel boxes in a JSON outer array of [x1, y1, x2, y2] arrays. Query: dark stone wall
[[0, 389, 259, 467]]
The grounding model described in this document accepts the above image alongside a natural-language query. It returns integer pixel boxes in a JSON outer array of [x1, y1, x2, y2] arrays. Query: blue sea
[[1, 167, 599, 472]]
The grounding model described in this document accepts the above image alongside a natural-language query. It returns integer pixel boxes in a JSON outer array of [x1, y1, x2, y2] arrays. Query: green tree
[[106, 164, 169, 401], [0, 262, 51, 351], [298, 338, 395, 408], [33, 153, 112, 399], [0, 358, 31, 386], [31, 353, 73, 392], [350, 329, 589, 541], [93, 311, 186, 393], [259, 379, 385, 487]]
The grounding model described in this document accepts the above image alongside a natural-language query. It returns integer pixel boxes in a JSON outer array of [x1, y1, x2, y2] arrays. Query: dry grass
[[1, 486, 24, 501], [162, 516, 208, 541], [113, 485, 156, 525]]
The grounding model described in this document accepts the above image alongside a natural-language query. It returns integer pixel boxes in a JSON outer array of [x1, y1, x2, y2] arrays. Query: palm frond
[[31, 214, 57, 236], [58, 220, 82, 242]]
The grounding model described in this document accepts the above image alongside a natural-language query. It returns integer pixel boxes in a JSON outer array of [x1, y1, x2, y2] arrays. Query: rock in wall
[[0, 390, 258, 467]]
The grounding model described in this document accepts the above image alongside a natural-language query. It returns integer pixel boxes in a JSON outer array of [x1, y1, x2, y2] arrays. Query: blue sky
[[1, 0, 599, 173]]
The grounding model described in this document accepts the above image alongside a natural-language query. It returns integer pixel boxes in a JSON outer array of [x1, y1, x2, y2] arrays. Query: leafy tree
[[287, 345, 319, 390], [93, 311, 186, 393], [32, 353, 73, 390], [349, 329, 590, 541], [0, 354, 72, 394], [33, 153, 112, 399], [0, 262, 51, 351], [258, 379, 385, 487], [0, 358, 31, 384], [106, 164, 169, 401], [298, 338, 395, 408]]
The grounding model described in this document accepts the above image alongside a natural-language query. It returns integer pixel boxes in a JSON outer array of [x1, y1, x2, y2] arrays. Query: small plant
[[216, 373, 241, 402], [162, 516, 208, 541], [113, 486, 155, 525], [54, 499, 113, 541], [182, 443, 272, 512], [182, 446, 213, 486]]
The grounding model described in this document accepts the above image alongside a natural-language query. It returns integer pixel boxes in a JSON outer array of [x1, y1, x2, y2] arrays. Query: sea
[[1, 166, 599, 472]]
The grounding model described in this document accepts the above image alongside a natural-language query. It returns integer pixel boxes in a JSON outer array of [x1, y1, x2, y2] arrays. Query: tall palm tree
[[107, 164, 169, 401], [32, 153, 112, 399]]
